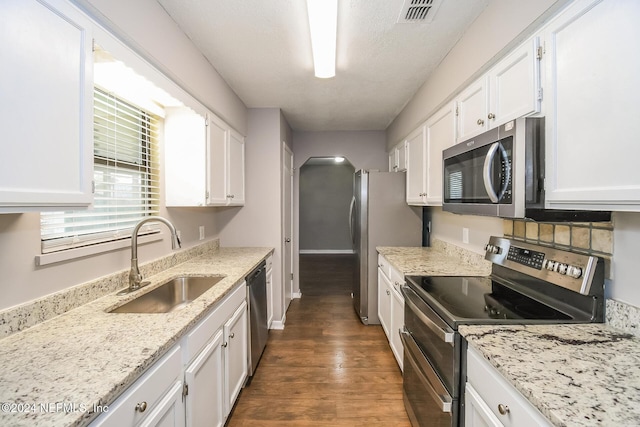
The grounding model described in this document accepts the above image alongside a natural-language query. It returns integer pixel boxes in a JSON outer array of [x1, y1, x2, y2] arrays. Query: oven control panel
[[483, 236, 601, 296], [507, 246, 545, 269]]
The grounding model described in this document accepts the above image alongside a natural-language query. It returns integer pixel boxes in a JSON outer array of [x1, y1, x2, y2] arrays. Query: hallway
[[227, 255, 411, 426]]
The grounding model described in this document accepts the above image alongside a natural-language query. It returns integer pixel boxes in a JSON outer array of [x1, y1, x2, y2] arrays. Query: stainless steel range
[[400, 236, 605, 427]]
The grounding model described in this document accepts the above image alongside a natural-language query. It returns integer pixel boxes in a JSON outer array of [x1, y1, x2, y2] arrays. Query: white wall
[[611, 213, 640, 306], [217, 108, 291, 323]]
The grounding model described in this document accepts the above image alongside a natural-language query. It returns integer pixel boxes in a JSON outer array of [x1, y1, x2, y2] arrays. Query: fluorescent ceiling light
[[334, 156, 345, 163], [307, 0, 337, 78]]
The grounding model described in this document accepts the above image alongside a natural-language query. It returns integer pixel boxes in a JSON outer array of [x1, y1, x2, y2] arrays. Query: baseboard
[[299, 249, 355, 254], [270, 314, 286, 330], [292, 291, 302, 299]]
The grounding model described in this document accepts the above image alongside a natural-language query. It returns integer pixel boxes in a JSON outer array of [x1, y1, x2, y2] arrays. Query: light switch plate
[[462, 227, 469, 244], [199, 226, 205, 240]]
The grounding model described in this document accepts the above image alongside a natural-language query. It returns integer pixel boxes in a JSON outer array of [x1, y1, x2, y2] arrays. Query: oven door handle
[[401, 285, 454, 345], [400, 328, 453, 413]]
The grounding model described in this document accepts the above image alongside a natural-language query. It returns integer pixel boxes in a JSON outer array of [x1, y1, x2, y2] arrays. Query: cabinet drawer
[[377, 254, 391, 279], [466, 346, 552, 427], [183, 281, 246, 364], [91, 345, 181, 427]]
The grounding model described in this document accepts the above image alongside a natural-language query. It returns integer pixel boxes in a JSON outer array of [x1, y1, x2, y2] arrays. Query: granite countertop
[[377, 244, 492, 277], [0, 246, 273, 427], [461, 324, 640, 427]]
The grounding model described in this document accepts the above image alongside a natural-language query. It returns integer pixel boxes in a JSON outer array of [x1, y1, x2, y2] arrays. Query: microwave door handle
[[496, 142, 511, 201], [483, 142, 500, 203]]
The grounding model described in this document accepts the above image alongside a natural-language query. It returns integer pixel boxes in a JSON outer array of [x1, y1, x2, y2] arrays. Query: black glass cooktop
[[406, 275, 572, 327]]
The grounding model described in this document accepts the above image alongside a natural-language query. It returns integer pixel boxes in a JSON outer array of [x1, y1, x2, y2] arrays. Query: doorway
[[298, 157, 356, 295]]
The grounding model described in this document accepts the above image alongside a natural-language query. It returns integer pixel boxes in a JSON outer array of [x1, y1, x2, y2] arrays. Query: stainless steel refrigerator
[[349, 170, 422, 325]]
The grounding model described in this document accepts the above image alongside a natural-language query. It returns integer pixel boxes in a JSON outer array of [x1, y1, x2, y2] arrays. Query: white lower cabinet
[[90, 346, 183, 427], [185, 330, 225, 427], [465, 346, 552, 427], [377, 254, 404, 371], [223, 302, 248, 416], [91, 282, 248, 427]]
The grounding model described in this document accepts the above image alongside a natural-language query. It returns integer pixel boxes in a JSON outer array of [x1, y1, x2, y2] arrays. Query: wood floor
[[226, 255, 411, 426]]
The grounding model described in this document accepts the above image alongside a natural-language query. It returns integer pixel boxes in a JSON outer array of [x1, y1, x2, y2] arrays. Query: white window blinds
[[40, 87, 160, 253]]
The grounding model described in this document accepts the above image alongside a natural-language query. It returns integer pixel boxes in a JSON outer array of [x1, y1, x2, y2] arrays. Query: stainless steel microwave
[[442, 117, 609, 221]]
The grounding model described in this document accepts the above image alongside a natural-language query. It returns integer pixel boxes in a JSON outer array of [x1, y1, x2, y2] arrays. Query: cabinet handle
[[498, 404, 510, 415], [230, 332, 235, 339], [488, 112, 495, 120], [222, 342, 228, 348], [386, 290, 390, 295], [477, 119, 485, 126], [135, 401, 148, 413]]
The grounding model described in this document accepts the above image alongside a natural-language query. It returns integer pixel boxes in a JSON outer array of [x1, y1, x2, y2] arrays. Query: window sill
[[35, 233, 164, 267]]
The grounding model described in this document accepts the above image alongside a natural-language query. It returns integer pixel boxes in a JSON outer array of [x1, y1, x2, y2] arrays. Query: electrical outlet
[[199, 226, 205, 241], [462, 227, 469, 244]]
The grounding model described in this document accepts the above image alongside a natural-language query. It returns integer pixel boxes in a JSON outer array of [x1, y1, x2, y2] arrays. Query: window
[[40, 87, 160, 253]]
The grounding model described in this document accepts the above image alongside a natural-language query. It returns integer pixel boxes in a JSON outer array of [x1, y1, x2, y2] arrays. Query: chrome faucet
[[123, 216, 181, 294]]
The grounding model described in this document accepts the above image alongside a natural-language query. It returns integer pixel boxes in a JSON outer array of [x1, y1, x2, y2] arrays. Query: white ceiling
[[156, 0, 490, 132]]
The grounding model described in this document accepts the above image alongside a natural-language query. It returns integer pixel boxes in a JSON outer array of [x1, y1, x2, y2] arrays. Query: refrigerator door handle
[[349, 196, 356, 246]]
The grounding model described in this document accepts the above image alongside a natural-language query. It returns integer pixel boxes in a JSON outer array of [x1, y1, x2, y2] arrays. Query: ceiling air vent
[[397, 0, 443, 24]]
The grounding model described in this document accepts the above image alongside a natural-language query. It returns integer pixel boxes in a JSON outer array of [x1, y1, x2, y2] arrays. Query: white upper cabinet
[[405, 126, 428, 205], [389, 141, 408, 172], [206, 114, 245, 206], [226, 129, 245, 206], [165, 107, 245, 207], [404, 101, 456, 206], [424, 101, 457, 205], [456, 37, 541, 143], [542, 0, 640, 210], [456, 77, 489, 142], [0, 0, 94, 212], [488, 37, 541, 128]]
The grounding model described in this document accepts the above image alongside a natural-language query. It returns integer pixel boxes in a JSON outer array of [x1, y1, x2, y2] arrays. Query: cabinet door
[[406, 126, 427, 205], [425, 102, 456, 205], [456, 77, 489, 143], [224, 302, 248, 417], [185, 330, 225, 427], [0, 0, 93, 211], [389, 149, 397, 172], [465, 383, 503, 427], [377, 268, 391, 338], [165, 107, 207, 206], [266, 267, 273, 328], [396, 142, 408, 172], [543, 0, 640, 210], [488, 38, 541, 128], [227, 130, 245, 206], [389, 283, 404, 371], [206, 115, 229, 206], [138, 381, 186, 427]]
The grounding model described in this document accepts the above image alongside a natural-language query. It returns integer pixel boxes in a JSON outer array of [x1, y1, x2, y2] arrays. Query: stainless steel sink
[[109, 276, 225, 313]]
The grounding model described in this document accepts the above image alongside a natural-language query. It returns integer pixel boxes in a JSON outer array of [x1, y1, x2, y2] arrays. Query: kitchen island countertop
[[0, 246, 273, 427], [461, 323, 640, 427]]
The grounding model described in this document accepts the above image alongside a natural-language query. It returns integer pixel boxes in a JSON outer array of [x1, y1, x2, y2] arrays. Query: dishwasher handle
[[247, 263, 266, 283]]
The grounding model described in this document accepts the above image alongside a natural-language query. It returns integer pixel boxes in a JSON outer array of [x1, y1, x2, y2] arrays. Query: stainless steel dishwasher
[[246, 261, 268, 378]]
